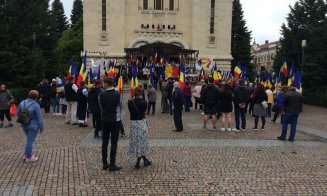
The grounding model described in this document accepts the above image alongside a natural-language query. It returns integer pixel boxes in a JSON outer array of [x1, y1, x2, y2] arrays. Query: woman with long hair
[[219, 83, 233, 131], [252, 84, 268, 130], [128, 87, 152, 169]]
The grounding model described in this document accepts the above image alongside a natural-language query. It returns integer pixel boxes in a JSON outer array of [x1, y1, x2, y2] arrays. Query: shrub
[[10, 88, 31, 104], [303, 89, 327, 107]]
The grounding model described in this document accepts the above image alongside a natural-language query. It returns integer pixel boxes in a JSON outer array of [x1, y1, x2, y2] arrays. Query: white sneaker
[[53, 113, 57, 116], [227, 128, 232, 132], [57, 113, 62, 116], [220, 128, 226, 132], [261, 128, 265, 131], [241, 129, 246, 132], [232, 128, 240, 132]]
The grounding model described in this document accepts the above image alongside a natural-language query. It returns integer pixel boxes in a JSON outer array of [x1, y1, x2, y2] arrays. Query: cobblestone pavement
[[0, 94, 327, 195], [299, 104, 327, 132]]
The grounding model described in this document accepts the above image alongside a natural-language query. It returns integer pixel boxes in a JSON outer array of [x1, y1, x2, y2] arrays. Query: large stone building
[[251, 40, 280, 72], [83, 0, 233, 70]]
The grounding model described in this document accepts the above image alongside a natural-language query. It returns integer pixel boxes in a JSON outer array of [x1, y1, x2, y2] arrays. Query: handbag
[[261, 101, 268, 109], [10, 103, 16, 117]]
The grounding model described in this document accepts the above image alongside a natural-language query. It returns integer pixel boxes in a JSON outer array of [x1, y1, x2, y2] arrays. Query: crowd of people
[[2, 73, 304, 169]]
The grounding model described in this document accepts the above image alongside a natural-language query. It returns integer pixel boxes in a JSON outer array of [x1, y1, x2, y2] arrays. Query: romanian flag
[[116, 65, 123, 95], [77, 53, 87, 87], [234, 62, 242, 79], [179, 63, 185, 89], [130, 63, 138, 98], [66, 66, 71, 80], [108, 61, 115, 78], [281, 62, 288, 78], [201, 59, 212, 69], [287, 63, 295, 86], [213, 64, 219, 84]]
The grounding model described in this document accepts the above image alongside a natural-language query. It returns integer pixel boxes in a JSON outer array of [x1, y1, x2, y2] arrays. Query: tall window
[[169, 0, 174, 11], [154, 0, 163, 10], [102, 0, 106, 31], [210, 0, 215, 34], [143, 0, 148, 10]]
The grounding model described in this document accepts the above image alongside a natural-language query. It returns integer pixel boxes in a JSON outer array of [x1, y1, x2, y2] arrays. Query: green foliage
[[303, 89, 327, 107], [10, 88, 31, 104], [71, 0, 83, 27], [274, 0, 327, 90], [55, 17, 83, 73], [231, 0, 255, 82]]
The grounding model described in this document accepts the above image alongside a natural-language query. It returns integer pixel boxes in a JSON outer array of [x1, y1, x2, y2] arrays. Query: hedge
[[303, 89, 327, 107], [9, 88, 31, 104]]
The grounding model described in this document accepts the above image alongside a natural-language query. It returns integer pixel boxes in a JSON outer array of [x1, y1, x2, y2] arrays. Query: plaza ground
[[0, 94, 327, 195]]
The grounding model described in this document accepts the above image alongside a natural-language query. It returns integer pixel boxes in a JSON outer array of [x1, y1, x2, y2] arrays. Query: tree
[[273, 0, 327, 72], [55, 17, 83, 74], [71, 0, 83, 27], [231, 0, 255, 81], [0, 0, 51, 87]]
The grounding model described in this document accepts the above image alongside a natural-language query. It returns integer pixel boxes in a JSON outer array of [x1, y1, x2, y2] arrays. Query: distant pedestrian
[[0, 84, 15, 128], [265, 86, 274, 117], [59, 80, 67, 115], [147, 84, 157, 115], [233, 80, 249, 131], [277, 85, 304, 142], [192, 82, 202, 110], [88, 80, 102, 138], [40, 80, 52, 113], [272, 86, 288, 123], [252, 84, 268, 131], [172, 82, 184, 132], [200, 78, 220, 131], [138, 84, 146, 101], [219, 83, 233, 131], [183, 82, 192, 112], [17, 90, 45, 162], [51, 79, 61, 116], [99, 77, 122, 172], [77, 81, 88, 127], [128, 87, 152, 169], [160, 81, 169, 113], [64, 77, 78, 125], [166, 79, 174, 115]]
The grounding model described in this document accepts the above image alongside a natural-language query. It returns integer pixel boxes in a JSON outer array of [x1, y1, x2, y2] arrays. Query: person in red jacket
[[183, 82, 192, 112]]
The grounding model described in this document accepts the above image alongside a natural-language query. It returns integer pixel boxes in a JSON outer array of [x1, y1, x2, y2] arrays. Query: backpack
[[17, 101, 33, 126]]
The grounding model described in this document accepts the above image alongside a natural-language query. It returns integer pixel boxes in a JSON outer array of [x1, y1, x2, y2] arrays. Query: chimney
[[265, 40, 269, 44]]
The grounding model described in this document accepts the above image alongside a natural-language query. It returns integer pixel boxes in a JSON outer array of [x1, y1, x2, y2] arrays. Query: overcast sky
[[57, 0, 298, 45]]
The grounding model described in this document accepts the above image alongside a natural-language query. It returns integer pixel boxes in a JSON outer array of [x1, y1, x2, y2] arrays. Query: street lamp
[[301, 40, 307, 69]]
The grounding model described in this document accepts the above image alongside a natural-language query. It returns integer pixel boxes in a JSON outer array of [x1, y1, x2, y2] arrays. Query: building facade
[[251, 40, 280, 72], [83, 0, 233, 70]]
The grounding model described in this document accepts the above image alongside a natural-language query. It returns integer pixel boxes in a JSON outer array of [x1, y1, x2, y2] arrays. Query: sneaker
[[277, 136, 286, 141], [65, 122, 71, 125], [288, 138, 295, 142], [22, 155, 27, 161], [79, 123, 88, 127], [241, 129, 246, 132], [25, 156, 39, 163], [232, 128, 240, 132], [261, 128, 265, 131], [202, 126, 207, 131], [220, 128, 226, 132], [212, 127, 217, 131], [253, 127, 259, 131], [227, 128, 232, 132]]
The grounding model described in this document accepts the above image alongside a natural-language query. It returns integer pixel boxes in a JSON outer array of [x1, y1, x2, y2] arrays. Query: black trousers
[[0, 109, 12, 122], [42, 97, 51, 113], [173, 107, 183, 131], [61, 104, 67, 114], [168, 98, 173, 115], [147, 101, 156, 114], [93, 113, 102, 135], [102, 121, 120, 166]]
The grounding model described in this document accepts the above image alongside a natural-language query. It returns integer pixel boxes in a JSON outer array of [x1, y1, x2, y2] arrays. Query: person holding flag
[[130, 63, 139, 98], [77, 53, 87, 87]]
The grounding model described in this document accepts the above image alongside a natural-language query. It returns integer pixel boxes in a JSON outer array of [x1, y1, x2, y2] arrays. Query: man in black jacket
[[88, 80, 102, 137], [99, 77, 122, 171], [200, 77, 220, 130], [277, 86, 304, 142], [172, 82, 184, 132], [64, 77, 79, 125], [233, 80, 250, 131]]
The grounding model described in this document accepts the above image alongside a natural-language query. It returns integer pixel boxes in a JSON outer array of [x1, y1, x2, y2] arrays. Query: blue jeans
[[234, 104, 246, 129], [52, 97, 60, 113], [184, 97, 191, 112], [280, 113, 300, 140], [23, 126, 39, 158]]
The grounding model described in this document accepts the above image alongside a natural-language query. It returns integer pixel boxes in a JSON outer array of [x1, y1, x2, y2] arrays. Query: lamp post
[[301, 40, 307, 69]]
